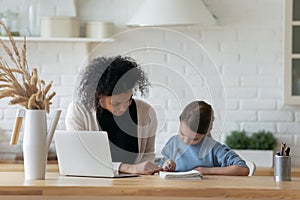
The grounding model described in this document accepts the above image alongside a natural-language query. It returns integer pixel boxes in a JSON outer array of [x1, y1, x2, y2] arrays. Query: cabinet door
[[284, 0, 300, 104]]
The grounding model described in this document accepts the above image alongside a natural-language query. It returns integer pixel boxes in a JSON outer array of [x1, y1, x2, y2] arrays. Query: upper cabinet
[[284, 0, 300, 105]]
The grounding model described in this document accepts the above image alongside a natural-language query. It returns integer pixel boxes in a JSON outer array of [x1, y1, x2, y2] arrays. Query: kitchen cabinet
[[284, 0, 300, 105]]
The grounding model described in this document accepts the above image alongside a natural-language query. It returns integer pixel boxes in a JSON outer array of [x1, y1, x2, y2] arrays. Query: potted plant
[[225, 130, 277, 167]]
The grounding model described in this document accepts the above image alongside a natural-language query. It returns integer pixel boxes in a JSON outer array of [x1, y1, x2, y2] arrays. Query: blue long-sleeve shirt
[[160, 135, 247, 172]]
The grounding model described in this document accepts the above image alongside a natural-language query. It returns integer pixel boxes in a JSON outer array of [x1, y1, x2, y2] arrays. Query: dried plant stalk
[[28, 94, 39, 109], [9, 68, 26, 74], [43, 81, 52, 96], [30, 68, 38, 85], [0, 78, 8, 82], [36, 90, 42, 101], [9, 96, 28, 105], [0, 88, 14, 99], [0, 84, 12, 88], [47, 92, 56, 101], [0, 21, 56, 113]]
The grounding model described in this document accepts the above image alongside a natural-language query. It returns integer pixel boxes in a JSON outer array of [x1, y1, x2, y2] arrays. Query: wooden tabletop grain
[[0, 171, 299, 199]]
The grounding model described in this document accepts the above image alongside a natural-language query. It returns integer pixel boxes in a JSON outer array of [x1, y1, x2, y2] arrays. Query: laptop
[[54, 130, 138, 178]]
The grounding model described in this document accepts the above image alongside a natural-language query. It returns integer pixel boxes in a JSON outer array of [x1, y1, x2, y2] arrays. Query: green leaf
[[248, 130, 277, 150], [225, 130, 249, 149]]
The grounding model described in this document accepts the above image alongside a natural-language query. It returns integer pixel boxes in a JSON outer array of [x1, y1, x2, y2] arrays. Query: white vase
[[23, 110, 47, 180]]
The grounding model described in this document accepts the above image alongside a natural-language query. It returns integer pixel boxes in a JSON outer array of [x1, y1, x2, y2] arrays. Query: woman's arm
[[119, 161, 161, 175], [194, 165, 249, 176], [65, 101, 98, 131], [65, 102, 87, 130], [139, 103, 158, 163], [139, 135, 156, 162]]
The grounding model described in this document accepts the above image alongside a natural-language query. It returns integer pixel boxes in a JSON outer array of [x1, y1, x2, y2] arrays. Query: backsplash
[[0, 0, 299, 166]]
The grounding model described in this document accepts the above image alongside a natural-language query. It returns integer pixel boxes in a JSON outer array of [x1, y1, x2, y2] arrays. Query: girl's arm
[[194, 165, 249, 176]]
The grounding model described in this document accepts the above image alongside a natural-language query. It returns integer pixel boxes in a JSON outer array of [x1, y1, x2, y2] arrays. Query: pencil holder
[[274, 155, 291, 181]]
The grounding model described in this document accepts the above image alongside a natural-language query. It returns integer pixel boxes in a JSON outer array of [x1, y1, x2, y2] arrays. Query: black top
[[97, 99, 138, 164]]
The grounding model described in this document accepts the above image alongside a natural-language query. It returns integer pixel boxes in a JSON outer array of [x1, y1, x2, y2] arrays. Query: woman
[[65, 56, 159, 174]]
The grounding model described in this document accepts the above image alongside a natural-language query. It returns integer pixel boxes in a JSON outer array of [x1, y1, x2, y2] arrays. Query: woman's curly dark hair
[[75, 56, 149, 111], [94, 56, 149, 110]]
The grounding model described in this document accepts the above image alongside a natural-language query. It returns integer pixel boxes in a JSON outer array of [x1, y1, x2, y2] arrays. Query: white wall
[[1, 0, 299, 167]]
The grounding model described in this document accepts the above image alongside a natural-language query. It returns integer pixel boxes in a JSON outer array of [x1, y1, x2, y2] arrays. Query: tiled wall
[[1, 0, 299, 166]]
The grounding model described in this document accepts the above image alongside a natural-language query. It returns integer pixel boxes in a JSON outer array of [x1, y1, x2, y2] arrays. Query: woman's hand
[[119, 161, 161, 175], [162, 159, 176, 172]]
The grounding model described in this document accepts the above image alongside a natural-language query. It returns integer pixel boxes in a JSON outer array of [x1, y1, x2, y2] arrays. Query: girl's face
[[100, 89, 133, 116], [178, 122, 204, 145]]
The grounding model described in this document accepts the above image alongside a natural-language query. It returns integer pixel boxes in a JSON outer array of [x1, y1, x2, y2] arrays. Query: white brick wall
[[1, 0, 299, 167]]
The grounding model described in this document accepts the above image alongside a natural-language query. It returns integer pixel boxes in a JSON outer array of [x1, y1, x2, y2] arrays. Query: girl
[[160, 101, 249, 176]]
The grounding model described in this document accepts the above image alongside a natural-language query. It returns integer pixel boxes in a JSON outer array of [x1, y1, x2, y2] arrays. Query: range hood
[[127, 0, 217, 27]]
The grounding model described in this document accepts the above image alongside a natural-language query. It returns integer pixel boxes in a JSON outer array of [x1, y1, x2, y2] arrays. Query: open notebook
[[159, 170, 203, 180]]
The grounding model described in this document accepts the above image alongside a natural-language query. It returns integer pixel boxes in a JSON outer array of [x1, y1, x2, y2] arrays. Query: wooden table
[[256, 167, 300, 177], [2, 164, 300, 177], [0, 172, 299, 200], [0, 163, 59, 173]]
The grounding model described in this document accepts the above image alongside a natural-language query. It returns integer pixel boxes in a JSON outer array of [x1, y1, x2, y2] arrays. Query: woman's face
[[178, 122, 204, 145], [100, 90, 133, 116]]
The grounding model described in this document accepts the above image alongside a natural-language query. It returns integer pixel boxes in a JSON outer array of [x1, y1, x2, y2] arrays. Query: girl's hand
[[194, 167, 208, 174], [162, 159, 176, 172]]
